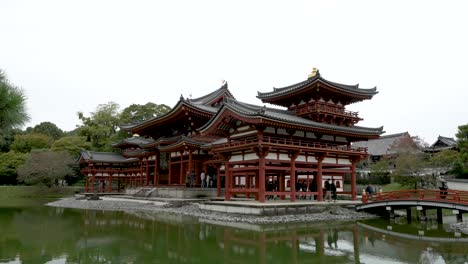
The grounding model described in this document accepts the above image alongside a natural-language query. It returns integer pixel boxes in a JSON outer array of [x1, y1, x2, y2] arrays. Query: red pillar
[[85, 172, 89, 192], [108, 172, 113, 193], [351, 161, 357, 200], [216, 166, 221, 197], [290, 158, 296, 202], [258, 153, 266, 202], [154, 153, 159, 187], [179, 151, 184, 185], [91, 171, 96, 193], [225, 160, 231, 201], [316, 155, 324, 202], [168, 154, 172, 184]]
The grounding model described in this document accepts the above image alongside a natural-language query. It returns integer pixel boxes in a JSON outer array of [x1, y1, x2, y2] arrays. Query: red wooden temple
[[79, 69, 383, 202]]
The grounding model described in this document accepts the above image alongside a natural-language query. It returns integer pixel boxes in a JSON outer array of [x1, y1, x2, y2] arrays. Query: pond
[[0, 199, 467, 263]]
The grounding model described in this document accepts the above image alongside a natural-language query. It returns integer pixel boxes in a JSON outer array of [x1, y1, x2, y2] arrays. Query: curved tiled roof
[[112, 136, 156, 148], [352, 132, 411, 156], [157, 135, 207, 151], [79, 151, 139, 163], [257, 70, 377, 103], [187, 81, 235, 105], [120, 83, 232, 132], [200, 98, 383, 136]]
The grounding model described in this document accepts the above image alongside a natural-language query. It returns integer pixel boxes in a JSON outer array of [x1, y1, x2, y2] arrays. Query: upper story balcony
[[211, 135, 367, 155], [293, 102, 362, 126]]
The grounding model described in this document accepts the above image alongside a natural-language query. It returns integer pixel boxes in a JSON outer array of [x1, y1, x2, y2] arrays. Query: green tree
[[0, 70, 30, 150], [0, 151, 28, 185], [51, 136, 91, 157], [10, 133, 52, 153], [32, 122, 64, 140], [430, 149, 459, 173], [76, 102, 121, 151], [454, 124, 468, 178], [120, 102, 171, 124], [17, 150, 76, 187]]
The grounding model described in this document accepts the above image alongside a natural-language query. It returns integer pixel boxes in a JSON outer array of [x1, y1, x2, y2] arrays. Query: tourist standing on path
[[331, 180, 337, 201], [190, 170, 195, 188], [200, 170, 206, 188], [324, 179, 332, 202]]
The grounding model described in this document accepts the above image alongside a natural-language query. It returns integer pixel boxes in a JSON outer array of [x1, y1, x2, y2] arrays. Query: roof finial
[[308, 67, 318, 79], [179, 94, 185, 101]]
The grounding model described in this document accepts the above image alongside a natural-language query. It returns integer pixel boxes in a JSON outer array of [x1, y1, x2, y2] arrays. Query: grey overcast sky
[[1, 0, 467, 144]]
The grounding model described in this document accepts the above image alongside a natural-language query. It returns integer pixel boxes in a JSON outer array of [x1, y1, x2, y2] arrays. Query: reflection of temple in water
[[78, 209, 468, 263], [1, 205, 467, 264]]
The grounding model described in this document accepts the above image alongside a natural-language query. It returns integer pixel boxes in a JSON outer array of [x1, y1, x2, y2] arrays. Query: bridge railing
[[362, 189, 468, 205]]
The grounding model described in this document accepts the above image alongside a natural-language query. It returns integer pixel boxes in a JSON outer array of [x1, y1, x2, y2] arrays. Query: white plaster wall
[[322, 135, 334, 141], [230, 155, 243, 162], [338, 158, 351, 165], [266, 153, 277, 160], [297, 155, 306, 162], [324, 157, 336, 164], [279, 153, 289, 161], [244, 153, 258, 160]]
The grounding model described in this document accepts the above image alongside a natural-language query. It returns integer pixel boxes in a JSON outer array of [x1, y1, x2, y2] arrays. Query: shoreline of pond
[[47, 196, 376, 225]]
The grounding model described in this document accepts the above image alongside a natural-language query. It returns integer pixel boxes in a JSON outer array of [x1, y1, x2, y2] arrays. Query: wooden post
[[179, 150, 184, 185], [216, 166, 221, 197], [351, 159, 358, 200], [154, 152, 159, 187], [258, 150, 266, 202], [407, 208, 412, 224], [168, 153, 172, 185], [436, 208, 443, 224], [108, 172, 113, 193], [225, 160, 231, 201], [289, 151, 300, 202], [316, 154, 325, 201]]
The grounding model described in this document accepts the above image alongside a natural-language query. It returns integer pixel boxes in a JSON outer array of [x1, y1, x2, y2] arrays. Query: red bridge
[[355, 189, 468, 223]]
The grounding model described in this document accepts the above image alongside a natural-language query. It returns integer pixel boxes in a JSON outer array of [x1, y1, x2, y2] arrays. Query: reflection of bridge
[[355, 189, 468, 223], [357, 222, 468, 243]]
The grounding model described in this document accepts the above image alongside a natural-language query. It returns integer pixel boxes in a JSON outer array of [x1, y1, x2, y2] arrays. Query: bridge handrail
[[362, 189, 468, 205]]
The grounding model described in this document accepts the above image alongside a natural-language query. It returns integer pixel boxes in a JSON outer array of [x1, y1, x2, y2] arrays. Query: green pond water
[[0, 199, 467, 264]]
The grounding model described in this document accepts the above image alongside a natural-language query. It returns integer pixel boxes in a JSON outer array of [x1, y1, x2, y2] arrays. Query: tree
[[32, 122, 64, 140], [430, 149, 459, 173], [10, 133, 52, 153], [17, 150, 76, 187], [454, 124, 468, 178], [0, 151, 28, 185], [51, 136, 91, 157], [120, 103, 171, 124], [0, 70, 30, 150], [76, 102, 121, 151]]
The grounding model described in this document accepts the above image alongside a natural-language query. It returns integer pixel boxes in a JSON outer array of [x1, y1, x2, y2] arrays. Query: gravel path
[[47, 197, 375, 224]]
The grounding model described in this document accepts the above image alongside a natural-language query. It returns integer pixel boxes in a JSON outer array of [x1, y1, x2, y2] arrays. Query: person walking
[[200, 170, 206, 188]]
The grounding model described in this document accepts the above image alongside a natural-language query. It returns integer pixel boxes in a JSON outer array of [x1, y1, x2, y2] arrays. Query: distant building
[[425, 136, 457, 153], [353, 132, 416, 163]]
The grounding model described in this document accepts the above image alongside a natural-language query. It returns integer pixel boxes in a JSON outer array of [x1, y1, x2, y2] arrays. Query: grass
[[0, 185, 81, 199]]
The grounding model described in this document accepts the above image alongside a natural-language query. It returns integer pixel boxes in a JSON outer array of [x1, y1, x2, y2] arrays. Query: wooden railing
[[295, 102, 359, 118], [213, 135, 367, 153], [362, 189, 468, 205]]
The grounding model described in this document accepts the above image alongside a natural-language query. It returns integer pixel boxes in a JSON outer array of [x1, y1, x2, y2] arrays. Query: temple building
[[79, 69, 383, 202]]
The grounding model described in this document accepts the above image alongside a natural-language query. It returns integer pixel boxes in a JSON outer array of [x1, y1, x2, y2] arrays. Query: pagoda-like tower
[[257, 68, 377, 126]]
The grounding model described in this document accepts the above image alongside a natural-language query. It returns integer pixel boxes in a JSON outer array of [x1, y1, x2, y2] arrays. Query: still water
[[0, 199, 467, 264]]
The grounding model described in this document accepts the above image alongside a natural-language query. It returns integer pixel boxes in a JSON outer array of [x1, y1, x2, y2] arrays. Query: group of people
[[185, 170, 216, 188], [265, 178, 339, 201]]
